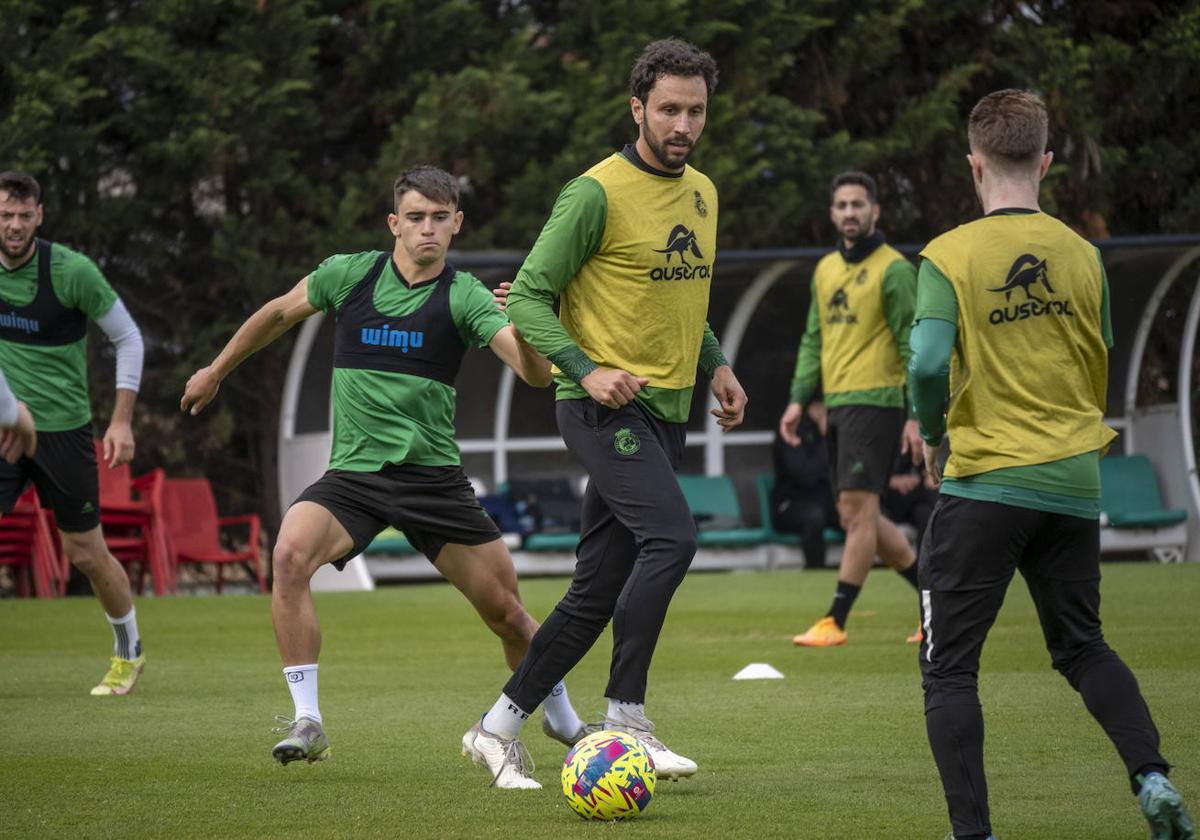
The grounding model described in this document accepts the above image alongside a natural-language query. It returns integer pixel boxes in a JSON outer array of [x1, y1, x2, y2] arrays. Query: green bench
[[1099, 454, 1188, 563], [676, 474, 771, 547]]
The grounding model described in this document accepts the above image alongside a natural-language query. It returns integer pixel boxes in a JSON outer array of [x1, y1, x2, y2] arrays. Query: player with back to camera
[[909, 88, 1194, 840]]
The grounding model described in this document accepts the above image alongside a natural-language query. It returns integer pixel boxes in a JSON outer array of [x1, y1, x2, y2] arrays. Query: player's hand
[[103, 420, 135, 468], [779, 402, 805, 447], [901, 419, 924, 466], [889, 472, 920, 495], [181, 366, 222, 416], [582, 368, 649, 409], [0, 402, 37, 463], [493, 281, 512, 312], [923, 439, 947, 487], [710, 365, 747, 432]]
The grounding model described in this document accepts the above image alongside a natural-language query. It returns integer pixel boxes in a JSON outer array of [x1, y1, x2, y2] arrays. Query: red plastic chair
[[162, 478, 266, 593], [93, 441, 174, 595], [0, 489, 67, 597]]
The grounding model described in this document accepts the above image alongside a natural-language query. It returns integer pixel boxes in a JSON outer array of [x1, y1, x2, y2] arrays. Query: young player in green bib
[[0, 171, 148, 696], [909, 89, 1194, 840], [463, 39, 748, 789], [182, 167, 585, 771], [779, 171, 924, 647]]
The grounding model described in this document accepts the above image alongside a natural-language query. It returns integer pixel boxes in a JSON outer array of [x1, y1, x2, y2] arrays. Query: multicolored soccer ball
[[561, 730, 656, 821]]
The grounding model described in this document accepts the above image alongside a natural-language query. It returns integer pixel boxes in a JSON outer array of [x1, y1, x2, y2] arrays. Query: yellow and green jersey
[[506, 145, 727, 423], [0, 241, 118, 431], [910, 209, 1115, 517], [307, 251, 509, 472], [789, 232, 916, 410]]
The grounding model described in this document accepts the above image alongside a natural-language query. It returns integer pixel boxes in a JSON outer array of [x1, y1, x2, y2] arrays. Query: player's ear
[[630, 95, 644, 127], [452, 209, 464, 235], [1037, 151, 1053, 181], [387, 213, 400, 237]]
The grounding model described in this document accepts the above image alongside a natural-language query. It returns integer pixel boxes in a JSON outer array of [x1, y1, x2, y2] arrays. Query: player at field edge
[[780, 170, 925, 647], [463, 38, 748, 790], [0, 171, 148, 696], [181, 165, 586, 766], [909, 88, 1194, 840]]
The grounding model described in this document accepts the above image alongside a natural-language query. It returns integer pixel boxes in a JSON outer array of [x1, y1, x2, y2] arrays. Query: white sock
[[481, 693, 529, 740], [542, 682, 584, 737], [606, 698, 645, 725], [283, 664, 321, 723], [106, 608, 141, 660]]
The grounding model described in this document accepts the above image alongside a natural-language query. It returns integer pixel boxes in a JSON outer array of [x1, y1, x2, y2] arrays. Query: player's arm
[[700, 324, 747, 431], [182, 277, 317, 415], [489, 324, 553, 387], [779, 277, 822, 446], [0, 368, 36, 463], [907, 258, 959, 483], [506, 177, 646, 408], [883, 258, 923, 463], [93, 300, 144, 467]]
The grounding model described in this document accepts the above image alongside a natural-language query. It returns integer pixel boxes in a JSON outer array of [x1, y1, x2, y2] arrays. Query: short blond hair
[[968, 89, 1048, 168]]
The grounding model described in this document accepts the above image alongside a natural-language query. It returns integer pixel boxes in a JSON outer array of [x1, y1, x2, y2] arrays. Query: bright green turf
[[2, 563, 1197, 839]]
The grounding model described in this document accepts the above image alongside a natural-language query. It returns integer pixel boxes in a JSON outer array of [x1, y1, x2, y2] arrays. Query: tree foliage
[[1, 0, 1196, 532]]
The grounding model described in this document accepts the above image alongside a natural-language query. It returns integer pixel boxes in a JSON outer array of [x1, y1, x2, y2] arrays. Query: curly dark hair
[[629, 38, 718, 103]]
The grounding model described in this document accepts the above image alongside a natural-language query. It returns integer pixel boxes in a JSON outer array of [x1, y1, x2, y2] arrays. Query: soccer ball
[[561, 730, 656, 821]]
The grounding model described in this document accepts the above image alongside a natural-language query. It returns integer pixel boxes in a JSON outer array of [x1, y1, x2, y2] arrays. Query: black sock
[[827, 580, 861, 629], [898, 561, 920, 590]]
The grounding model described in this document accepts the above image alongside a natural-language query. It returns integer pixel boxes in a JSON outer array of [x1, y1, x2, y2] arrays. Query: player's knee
[[271, 539, 316, 589], [486, 595, 534, 642], [63, 541, 105, 575]]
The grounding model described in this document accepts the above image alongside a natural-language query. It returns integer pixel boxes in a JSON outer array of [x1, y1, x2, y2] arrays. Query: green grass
[[2, 563, 1197, 839]]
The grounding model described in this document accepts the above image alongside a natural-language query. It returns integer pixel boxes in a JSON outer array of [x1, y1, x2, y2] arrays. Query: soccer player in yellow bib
[[463, 39, 747, 789], [909, 89, 1193, 840], [780, 171, 924, 647]]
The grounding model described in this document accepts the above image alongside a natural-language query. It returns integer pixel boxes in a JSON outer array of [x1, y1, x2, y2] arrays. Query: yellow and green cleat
[[90, 654, 146, 696]]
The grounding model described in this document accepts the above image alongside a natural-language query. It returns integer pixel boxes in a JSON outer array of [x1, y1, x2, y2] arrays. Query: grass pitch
[[2, 563, 1197, 839]]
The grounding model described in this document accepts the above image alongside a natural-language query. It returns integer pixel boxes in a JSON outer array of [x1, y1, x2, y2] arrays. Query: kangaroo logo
[[990, 254, 1054, 303], [654, 225, 703, 267], [828, 288, 850, 310]]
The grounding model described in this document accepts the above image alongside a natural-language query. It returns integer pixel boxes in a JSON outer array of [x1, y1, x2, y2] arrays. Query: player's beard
[[839, 217, 873, 246], [1, 232, 34, 263], [642, 124, 694, 171]]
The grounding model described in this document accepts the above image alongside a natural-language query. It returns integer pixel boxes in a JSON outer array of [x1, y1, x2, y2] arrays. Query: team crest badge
[[693, 190, 708, 218], [614, 428, 641, 456]]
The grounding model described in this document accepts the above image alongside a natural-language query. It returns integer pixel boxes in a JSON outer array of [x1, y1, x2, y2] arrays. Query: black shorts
[[0, 424, 100, 532], [826, 405, 904, 495], [292, 464, 502, 569]]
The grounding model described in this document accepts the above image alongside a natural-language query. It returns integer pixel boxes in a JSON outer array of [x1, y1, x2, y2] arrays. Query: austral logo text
[[360, 325, 425, 352], [988, 254, 1073, 324], [650, 224, 711, 281]]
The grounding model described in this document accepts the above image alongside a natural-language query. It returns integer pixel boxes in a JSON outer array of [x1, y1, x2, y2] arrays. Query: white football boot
[[461, 721, 541, 789], [606, 710, 698, 780]]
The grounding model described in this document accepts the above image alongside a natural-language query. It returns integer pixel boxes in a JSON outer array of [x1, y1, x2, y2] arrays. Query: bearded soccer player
[[779, 171, 924, 647], [0, 171, 147, 695], [910, 89, 1194, 840], [462, 38, 747, 789], [182, 166, 586, 766]]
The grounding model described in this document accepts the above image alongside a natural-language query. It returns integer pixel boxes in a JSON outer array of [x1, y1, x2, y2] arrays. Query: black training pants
[[918, 494, 1168, 839], [504, 398, 696, 710]]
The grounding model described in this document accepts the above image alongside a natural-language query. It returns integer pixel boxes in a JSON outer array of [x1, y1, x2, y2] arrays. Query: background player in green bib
[[779, 171, 924, 647], [464, 39, 748, 789], [0, 368, 36, 463], [181, 167, 586, 773], [909, 90, 1193, 840], [0, 171, 148, 696]]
